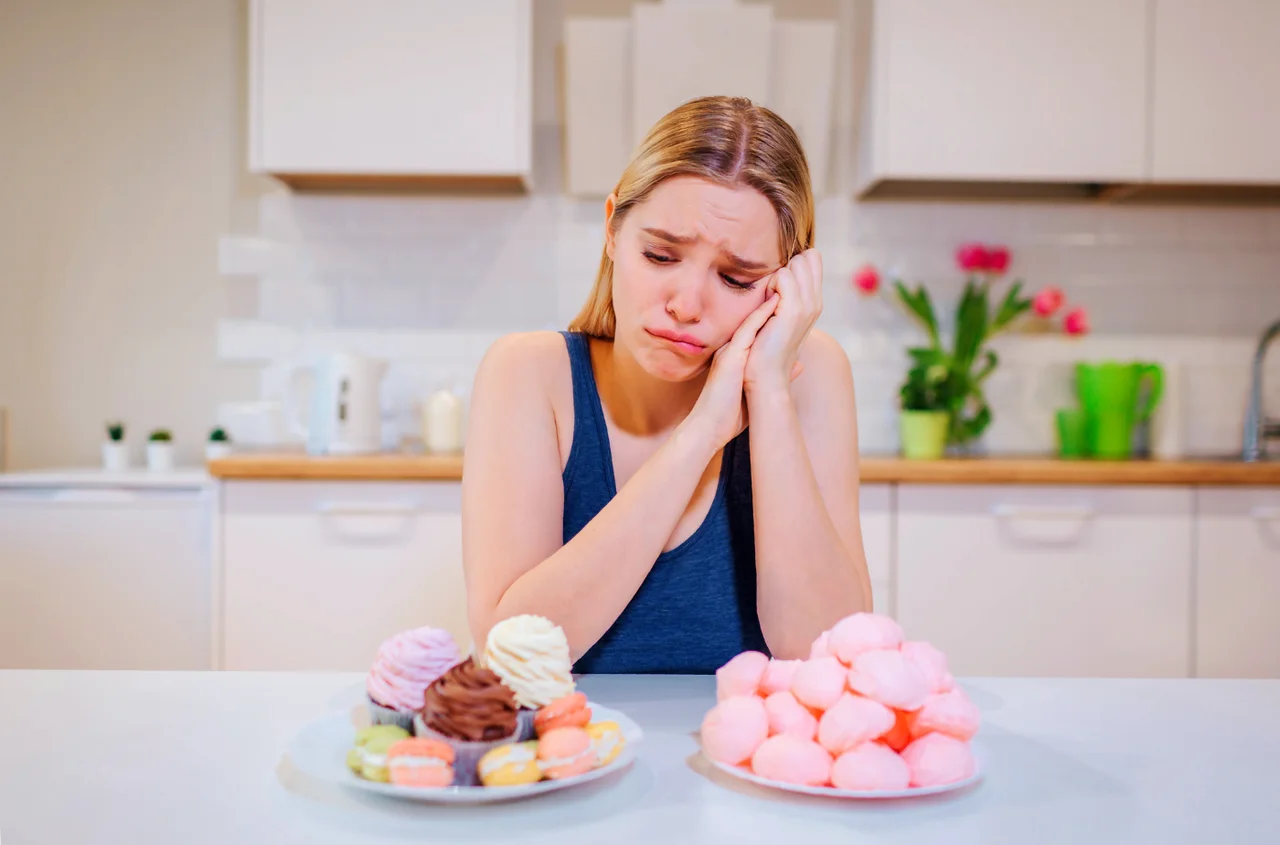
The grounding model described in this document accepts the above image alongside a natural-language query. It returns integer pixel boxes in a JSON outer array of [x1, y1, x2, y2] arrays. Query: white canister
[[102, 441, 129, 471], [146, 441, 175, 472], [422, 387, 464, 454]]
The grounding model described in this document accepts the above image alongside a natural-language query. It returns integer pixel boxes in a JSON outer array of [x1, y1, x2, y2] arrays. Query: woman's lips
[[646, 328, 705, 355]]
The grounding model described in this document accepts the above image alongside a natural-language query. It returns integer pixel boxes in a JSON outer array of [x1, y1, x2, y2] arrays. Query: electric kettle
[[285, 353, 388, 455]]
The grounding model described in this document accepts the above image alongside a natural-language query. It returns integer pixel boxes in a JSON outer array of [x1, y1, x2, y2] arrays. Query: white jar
[[146, 441, 175, 472], [102, 441, 129, 471], [422, 387, 463, 454]]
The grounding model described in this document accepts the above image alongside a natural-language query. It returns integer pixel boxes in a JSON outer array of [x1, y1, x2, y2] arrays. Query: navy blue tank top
[[560, 331, 769, 675]]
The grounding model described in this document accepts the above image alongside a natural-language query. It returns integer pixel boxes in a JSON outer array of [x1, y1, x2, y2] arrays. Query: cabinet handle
[[990, 504, 1096, 521], [1249, 506, 1280, 522], [49, 489, 139, 504], [315, 501, 419, 517]]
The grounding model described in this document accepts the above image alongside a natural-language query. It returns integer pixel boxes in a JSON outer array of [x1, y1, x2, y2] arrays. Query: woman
[[462, 95, 871, 674]]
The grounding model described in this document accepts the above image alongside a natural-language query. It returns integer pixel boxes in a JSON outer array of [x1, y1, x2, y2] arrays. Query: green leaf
[[972, 349, 998, 384], [992, 279, 1032, 332], [952, 281, 989, 369], [893, 280, 941, 348]]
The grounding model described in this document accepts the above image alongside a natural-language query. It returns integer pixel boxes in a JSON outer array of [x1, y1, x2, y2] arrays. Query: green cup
[[1055, 408, 1088, 458], [1088, 410, 1137, 459], [1076, 361, 1165, 422]]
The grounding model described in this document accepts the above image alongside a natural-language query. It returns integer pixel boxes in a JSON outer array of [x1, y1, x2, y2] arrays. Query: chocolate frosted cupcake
[[413, 657, 521, 785]]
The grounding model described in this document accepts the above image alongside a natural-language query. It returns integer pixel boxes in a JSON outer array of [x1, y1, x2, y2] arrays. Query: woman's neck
[[591, 337, 707, 437]]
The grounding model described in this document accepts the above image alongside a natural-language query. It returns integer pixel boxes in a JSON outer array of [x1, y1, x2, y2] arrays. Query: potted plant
[[146, 429, 174, 472], [854, 243, 1089, 458], [102, 422, 129, 471], [205, 427, 233, 461]]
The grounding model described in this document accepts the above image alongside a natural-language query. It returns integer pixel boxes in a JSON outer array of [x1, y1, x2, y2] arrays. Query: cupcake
[[479, 614, 575, 737], [365, 626, 461, 731], [413, 657, 520, 786]]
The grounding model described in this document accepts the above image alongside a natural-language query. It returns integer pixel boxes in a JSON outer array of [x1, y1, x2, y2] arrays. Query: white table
[[1, 672, 1277, 844]]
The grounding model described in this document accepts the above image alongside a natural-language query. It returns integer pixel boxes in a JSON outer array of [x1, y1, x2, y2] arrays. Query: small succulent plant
[[148, 429, 172, 443], [208, 427, 229, 442], [106, 422, 125, 442]]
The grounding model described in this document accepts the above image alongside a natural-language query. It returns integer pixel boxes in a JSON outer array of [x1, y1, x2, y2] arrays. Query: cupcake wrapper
[[412, 713, 519, 787], [366, 695, 416, 732], [517, 708, 537, 742]]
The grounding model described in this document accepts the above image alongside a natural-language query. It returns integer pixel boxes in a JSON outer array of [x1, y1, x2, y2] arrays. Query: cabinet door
[[1151, 0, 1280, 183], [221, 481, 469, 671], [250, 0, 532, 177], [896, 485, 1193, 678], [1195, 488, 1280, 678], [860, 484, 894, 616], [868, 0, 1148, 182]]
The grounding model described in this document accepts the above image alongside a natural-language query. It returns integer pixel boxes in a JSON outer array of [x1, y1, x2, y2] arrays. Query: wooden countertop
[[206, 452, 1280, 485]]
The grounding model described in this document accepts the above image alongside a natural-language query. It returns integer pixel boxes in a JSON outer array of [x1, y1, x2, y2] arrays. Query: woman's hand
[[683, 292, 780, 450], [744, 249, 824, 396]]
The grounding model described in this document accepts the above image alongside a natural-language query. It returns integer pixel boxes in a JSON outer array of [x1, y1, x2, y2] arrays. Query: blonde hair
[[568, 95, 814, 338]]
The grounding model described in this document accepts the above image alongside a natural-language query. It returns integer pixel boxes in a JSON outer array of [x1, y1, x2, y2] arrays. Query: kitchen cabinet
[[857, 0, 1149, 195], [0, 476, 213, 670], [220, 480, 470, 671], [248, 0, 533, 188], [1194, 488, 1280, 678], [895, 485, 1193, 678], [1150, 0, 1280, 184], [860, 483, 894, 616]]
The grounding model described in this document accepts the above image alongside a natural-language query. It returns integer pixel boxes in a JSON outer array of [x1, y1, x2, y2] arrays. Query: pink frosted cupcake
[[365, 626, 461, 731]]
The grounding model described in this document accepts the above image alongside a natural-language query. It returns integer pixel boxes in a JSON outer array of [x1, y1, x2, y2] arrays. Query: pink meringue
[[901, 641, 955, 693], [716, 650, 769, 701], [901, 733, 976, 788], [847, 649, 930, 712], [809, 630, 832, 660], [830, 742, 912, 791], [828, 613, 904, 665], [882, 709, 913, 752], [759, 659, 803, 696], [817, 693, 896, 755], [365, 626, 461, 713], [909, 687, 981, 741], [751, 734, 833, 787], [764, 690, 818, 740], [791, 656, 847, 711], [701, 694, 770, 766]]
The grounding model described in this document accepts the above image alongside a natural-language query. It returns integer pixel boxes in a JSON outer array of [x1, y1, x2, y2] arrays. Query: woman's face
[[606, 175, 783, 382]]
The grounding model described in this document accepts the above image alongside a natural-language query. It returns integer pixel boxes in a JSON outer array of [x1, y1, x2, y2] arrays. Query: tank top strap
[[559, 331, 616, 493]]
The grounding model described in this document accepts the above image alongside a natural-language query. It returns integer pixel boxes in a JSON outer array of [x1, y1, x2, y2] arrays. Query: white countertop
[[0, 468, 212, 488], [0, 672, 1276, 844]]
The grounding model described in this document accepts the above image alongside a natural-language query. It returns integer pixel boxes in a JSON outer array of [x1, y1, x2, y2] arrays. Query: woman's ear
[[604, 193, 618, 261]]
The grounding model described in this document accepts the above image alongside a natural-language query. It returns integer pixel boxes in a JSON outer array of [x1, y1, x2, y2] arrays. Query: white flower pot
[[204, 442, 233, 462], [146, 442, 175, 472], [101, 441, 129, 471]]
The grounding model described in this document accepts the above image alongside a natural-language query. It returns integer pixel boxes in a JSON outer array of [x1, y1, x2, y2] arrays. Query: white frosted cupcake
[[479, 614, 576, 737]]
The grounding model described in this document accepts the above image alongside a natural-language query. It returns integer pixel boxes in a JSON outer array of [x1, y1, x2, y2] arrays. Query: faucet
[[1242, 317, 1280, 461]]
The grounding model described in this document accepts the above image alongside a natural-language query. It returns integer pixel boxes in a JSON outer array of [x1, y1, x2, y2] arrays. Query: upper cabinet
[[1150, 0, 1280, 185], [248, 0, 533, 190], [857, 0, 1149, 198]]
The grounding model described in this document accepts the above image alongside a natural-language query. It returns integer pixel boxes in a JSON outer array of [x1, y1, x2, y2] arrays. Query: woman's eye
[[720, 273, 754, 291], [642, 251, 673, 264]]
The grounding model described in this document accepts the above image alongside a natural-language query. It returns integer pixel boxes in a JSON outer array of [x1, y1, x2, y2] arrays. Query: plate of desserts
[[286, 615, 643, 805], [698, 612, 984, 800]]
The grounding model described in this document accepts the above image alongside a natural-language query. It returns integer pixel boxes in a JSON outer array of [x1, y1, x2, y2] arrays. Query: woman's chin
[[637, 348, 707, 382]]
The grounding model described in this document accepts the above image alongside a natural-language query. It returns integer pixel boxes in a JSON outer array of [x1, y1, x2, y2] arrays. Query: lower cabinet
[[1195, 487, 1280, 679], [220, 481, 470, 671], [895, 485, 1193, 678]]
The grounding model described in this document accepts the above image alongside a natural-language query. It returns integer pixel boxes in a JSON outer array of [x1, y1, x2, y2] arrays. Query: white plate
[[286, 702, 643, 805], [705, 752, 983, 799]]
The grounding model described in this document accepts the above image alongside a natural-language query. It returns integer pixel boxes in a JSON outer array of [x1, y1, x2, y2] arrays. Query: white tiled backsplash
[[218, 193, 1280, 457]]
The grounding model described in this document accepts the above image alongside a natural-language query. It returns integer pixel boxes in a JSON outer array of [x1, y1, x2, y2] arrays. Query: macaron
[[750, 734, 833, 787], [534, 691, 592, 735], [847, 649, 930, 712], [585, 720, 626, 767], [537, 727, 596, 780], [346, 724, 410, 777], [386, 737, 456, 788], [716, 650, 769, 701], [700, 694, 769, 766], [356, 732, 407, 783], [478, 740, 541, 787], [830, 742, 911, 791]]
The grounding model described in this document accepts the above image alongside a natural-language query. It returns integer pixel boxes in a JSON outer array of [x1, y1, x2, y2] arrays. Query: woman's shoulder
[[797, 328, 853, 386], [476, 330, 572, 386]]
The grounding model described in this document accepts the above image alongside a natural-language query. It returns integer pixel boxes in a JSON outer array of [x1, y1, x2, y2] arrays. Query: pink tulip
[[853, 264, 880, 295], [986, 246, 1010, 274], [956, 243, 989, 273], [1064, 308, 1090, 336], [1032, 287, 1064, 317]]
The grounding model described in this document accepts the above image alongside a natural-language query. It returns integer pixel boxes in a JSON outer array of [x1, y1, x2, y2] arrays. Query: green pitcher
[[1075, 362, 1164, 459]]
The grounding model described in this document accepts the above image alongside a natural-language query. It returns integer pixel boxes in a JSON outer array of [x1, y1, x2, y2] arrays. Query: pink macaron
[[759, 659, 803, 697], [750, 734, 833, 787], [817, 693, 896, 755], [847, 649, 930, 712], [537, 726, 596, 780], [791, 656, 847, 711], [900, 733, 976, 788], [700, 694, 769, 766], [830, 742, 911, 791], [901, 641, 955, 694], [909, 687, 981, 741], [716, 651, 769, 701], [763, 690, 818, 740], [827, 613, 904, 666]]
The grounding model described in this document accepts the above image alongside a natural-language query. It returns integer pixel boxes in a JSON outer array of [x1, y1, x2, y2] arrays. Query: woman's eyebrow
[[640, 227, 769, 271]]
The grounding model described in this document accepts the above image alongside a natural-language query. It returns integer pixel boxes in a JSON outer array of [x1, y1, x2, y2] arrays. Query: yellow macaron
[[585, 721, 626, 767], [478, 740, 542, 787]]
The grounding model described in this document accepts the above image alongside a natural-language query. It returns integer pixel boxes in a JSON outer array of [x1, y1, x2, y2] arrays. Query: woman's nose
[[665, 277, 704, 324]]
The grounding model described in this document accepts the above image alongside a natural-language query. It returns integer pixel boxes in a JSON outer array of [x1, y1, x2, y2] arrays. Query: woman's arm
[[461, 333, 719, 660], [747, 331, 873, 660]]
